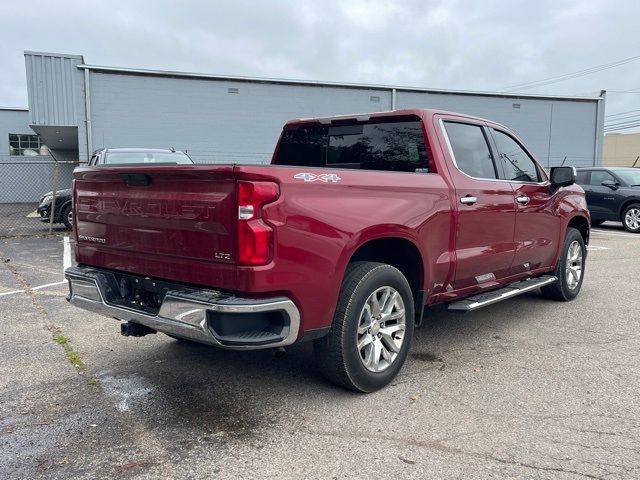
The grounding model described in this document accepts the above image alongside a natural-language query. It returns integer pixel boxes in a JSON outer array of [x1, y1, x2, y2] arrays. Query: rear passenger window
[[443, 122, 497, 179], [491, 129, 541, 183], [275, 120, 429, 172], [575, 170, 589, 184], [327, 122, 427, 172]]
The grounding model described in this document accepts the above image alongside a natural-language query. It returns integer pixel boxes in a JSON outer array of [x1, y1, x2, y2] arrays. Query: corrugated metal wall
[[0, 109, 32, 155], [87, 72, 393, 164], [25, 52, 84, 127], [85, 70, 603, 167], [396, 91, 600, 167]]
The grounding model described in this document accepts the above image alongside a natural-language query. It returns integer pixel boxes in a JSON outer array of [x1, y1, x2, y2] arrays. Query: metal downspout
[[83, 68, 93, 160], [594, 90, 606, 166]]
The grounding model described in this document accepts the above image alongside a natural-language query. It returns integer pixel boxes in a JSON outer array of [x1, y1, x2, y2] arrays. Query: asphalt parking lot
[[1, 224, 639, 479], [0, 203, 69, 238]]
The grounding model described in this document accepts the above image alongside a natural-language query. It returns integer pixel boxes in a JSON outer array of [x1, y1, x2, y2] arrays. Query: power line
[[604, 116, 640, 128], [500, 54, 640, 92], [605, 114, 640, 124], [605, 113, 640, 123], [605, 117, 640, 127], [605, 123, 640, 132], [605, 108, 640, 118]]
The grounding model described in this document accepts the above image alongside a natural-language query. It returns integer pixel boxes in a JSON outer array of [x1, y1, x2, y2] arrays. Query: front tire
[[314, 261, 414, 393], [622, 204, 640, 233], [541, 227, 585, 301]]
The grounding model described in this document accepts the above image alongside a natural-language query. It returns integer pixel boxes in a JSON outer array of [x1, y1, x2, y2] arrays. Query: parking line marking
[[591, 229, 640, 238], [33, 280, 67, 290], [63, 236, 71, 273], [0, 289, 25, 297], [0, 281, 67, 297], [0, 237, 71, 297]]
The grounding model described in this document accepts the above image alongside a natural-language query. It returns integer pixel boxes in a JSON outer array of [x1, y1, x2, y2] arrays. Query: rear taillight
[[237, 181, 279, 265]]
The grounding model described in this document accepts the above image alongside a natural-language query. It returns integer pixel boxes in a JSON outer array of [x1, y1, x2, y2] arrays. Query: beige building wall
[[603, 133, 640, 166]]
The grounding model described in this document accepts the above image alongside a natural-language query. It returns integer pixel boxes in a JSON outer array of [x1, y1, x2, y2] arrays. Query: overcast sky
[[1, 0, 639, 131]]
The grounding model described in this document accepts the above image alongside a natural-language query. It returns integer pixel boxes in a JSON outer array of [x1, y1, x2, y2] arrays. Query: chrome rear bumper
[[65, 266, 300, 350]]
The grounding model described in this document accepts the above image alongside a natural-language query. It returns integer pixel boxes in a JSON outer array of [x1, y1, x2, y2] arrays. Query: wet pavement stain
[[411, 351, 444, 363], [96, 369, 274, 442]]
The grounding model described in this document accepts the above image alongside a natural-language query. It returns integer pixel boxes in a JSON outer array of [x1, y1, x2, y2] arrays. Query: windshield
[[104, 151, 193, 165], [615, 169, 640, 186]]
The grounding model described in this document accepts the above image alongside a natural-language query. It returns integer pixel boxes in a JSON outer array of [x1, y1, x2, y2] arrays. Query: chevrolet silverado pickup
[[64, 109, 590, 392]]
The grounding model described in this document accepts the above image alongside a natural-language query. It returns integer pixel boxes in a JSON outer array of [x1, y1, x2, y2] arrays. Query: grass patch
[[53, 334, 86, 371], [85, 377, 99, 386]]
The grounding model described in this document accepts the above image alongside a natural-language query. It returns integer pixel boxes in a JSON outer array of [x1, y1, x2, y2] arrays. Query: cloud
[[0, 0, 638, 123]]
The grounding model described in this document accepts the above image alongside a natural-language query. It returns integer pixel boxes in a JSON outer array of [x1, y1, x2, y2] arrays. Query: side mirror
[[549, 166, 576, 188], [601, 180, 619, 190]]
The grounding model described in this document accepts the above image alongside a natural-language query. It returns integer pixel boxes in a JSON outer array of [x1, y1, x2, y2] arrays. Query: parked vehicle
[[576, 167, 640, 233], [87, 148, 194, 167], [37, 188, 73, 229], [36, 148, 193, 229], [64, 109, 590, 392]]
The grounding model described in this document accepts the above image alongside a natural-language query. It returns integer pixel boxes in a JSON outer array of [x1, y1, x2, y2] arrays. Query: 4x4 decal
[[294, 173, 342, 183]]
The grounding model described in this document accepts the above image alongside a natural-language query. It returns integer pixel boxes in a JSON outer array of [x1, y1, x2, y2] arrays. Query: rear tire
[[61, 204, 73, 230], [541, 227, 585, 301], [314, 261, 414, 393], [622, 204, 640, 233]]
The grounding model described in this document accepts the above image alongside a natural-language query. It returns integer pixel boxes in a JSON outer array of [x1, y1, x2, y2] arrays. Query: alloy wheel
[[565, 240, 583, 290], [356, 286, 406, 373], [625, 208, 640, 231]]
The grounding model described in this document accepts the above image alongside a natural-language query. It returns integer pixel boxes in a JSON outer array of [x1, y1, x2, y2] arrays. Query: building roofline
[[0, 107, 28, 111], [77, 64, 605, 103], [25, 51, 84, 60]]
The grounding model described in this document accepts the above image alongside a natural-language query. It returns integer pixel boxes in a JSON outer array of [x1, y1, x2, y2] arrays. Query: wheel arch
[[346, 236, 425, 322], [58, 199, 73, 214], [567, 215, 590, 246], [618, 198, 640, 221]]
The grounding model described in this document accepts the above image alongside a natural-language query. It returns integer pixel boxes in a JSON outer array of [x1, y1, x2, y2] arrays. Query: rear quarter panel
[[235, 164, 453, 332]]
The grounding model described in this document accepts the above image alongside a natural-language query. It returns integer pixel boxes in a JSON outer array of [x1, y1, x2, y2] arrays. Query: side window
[[589, 170, 615, 186], [443, 122, 497, 179], [575, 170, 589, 185], [491, 129, 541, 182]]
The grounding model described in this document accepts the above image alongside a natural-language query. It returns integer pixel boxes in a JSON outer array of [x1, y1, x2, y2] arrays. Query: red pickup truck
[[65, 109, 590, 392]]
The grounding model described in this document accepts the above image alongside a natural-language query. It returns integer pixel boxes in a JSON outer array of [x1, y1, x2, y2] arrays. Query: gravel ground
[[1, 225, 639, 479]]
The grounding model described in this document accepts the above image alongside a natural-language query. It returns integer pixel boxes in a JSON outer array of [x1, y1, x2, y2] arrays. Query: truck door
[[488, 127, 559, 272], [439, 119, 517, 292]]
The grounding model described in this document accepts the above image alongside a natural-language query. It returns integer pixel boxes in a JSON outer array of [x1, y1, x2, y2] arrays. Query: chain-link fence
[[0, 156, 78, 238]]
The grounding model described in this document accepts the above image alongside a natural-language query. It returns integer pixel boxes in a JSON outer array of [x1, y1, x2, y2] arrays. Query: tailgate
[[73, 165, 238, 287]]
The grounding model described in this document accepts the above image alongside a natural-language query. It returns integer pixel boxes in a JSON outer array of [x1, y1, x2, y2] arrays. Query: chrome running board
[[447, 275, 557, 312]]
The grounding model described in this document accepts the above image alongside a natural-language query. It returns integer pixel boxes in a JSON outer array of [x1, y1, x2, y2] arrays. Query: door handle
[[516, 195, 530, 205], [460, 196, 478, 205]]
